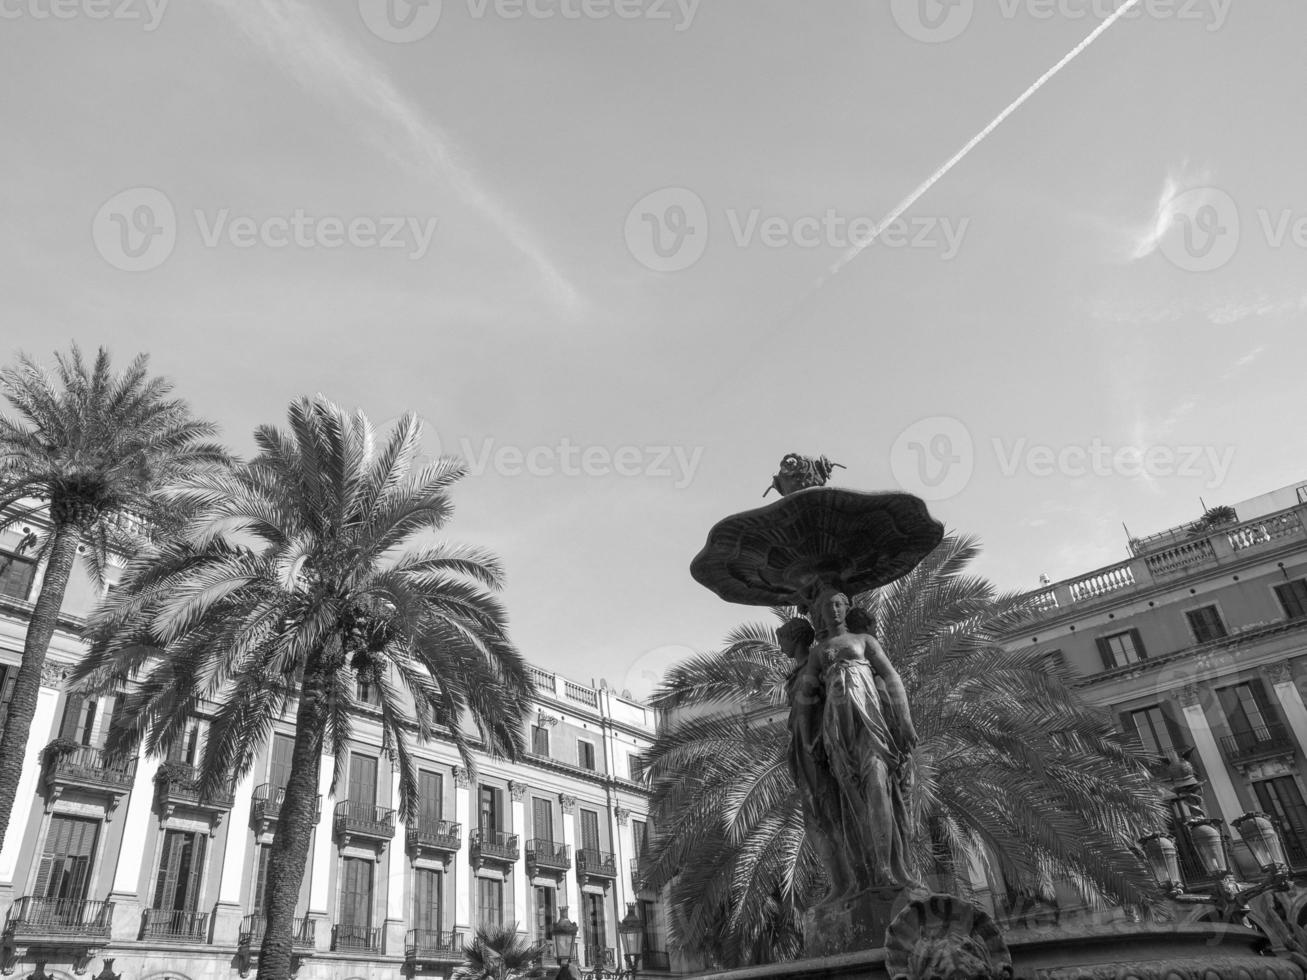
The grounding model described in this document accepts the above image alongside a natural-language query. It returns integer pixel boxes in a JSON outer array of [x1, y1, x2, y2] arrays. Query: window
[[583, 892, 607, 965], [1276, 580, 1307, 620], [1218, 681, 1276, 749], [477, 877, 503, 928], [1127, 706, 1177, 758], [533, 885, 556, 947], [631, 819, 648, 863], [356, 678, 382, 707], [0, 550, 36, 601], [269, 733, 294, 794], [34, 816, 99, 903], [628, 754, 645, 782], [532, 797, 554, 842], [59, 695, 109, 747], [418, 771, 443, 827], [153, 830, 206, 913], [531, 725, 550, 756], [413, 868, 442, 936], [577, 739, 596, 771], [638, 899, 663, 957], [338, 856, 374, 948], [580, 808, 601, 855], [1255, 777, 1307, 865], [348, 754, 378, 808], [1096, 629, 1146, 669], [252, 844, 272, 913], [0, 664, 16, 730], [1185, 605, 1228, 644], [479, 785, 502, 832]]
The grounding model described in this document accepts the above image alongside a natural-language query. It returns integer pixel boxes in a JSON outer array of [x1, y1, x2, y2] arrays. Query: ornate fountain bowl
[[690, 486, 945, 607]]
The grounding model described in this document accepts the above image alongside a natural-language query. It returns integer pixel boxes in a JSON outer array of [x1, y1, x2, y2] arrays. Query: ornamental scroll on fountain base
[[687, 455, 1306, 980]]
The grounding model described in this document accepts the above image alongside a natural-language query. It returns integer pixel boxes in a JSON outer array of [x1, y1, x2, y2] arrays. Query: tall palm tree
[[74, 396, 534, 980], [452, 922, 546, 980], [0, 345, 224, 852], [643, 534, 1166, 967]]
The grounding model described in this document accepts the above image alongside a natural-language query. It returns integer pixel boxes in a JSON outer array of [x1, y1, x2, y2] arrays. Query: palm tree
[[0, 345, 224, 852], [643, 533, 1166, 967], [452, 923, 546, 980], [73, 396, 534, 980]]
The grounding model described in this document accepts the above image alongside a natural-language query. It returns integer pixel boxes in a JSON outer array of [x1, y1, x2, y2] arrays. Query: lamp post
[[553, 907, 581, 980], [618, 903, 644, 978]]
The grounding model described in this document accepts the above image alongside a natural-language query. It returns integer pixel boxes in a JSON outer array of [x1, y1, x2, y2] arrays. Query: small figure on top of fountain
[[764, 453, 846, 498]]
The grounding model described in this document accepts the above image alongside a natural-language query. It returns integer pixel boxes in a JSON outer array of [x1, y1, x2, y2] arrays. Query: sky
[[3, 0, 1305, 698]]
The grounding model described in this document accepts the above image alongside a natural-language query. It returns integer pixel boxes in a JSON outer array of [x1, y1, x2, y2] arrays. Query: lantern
[[1233, 811, 1288, 873], [1186, 818, 1231, 877], [1139, 831, 1182, 891]]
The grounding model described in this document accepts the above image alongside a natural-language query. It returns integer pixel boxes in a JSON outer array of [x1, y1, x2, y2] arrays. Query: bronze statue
[[783, 587, 917, 899]]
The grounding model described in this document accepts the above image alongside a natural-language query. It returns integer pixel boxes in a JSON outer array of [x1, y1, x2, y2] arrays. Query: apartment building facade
[[1005, 480, 1307, 918], [0, 518, 683, 980]]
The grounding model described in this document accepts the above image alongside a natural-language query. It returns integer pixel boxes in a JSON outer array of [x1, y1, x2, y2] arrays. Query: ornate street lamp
[[553, 907, 580, 979], [618, 903, 645, 977], [1233, 812, 1289, 874], [1139, 832, 1181, 894], [1186, 817, 1231, 877]]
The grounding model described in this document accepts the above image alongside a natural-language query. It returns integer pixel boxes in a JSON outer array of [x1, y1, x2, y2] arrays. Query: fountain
[[685, 456, 1303, 980]]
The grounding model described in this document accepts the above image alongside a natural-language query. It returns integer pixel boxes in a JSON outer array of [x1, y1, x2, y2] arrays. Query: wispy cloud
[[203, 0, 586, 318], [1128, 162, 1214, 261]]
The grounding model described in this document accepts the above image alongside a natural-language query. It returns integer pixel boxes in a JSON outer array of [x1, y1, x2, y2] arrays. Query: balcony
[[331, 924, 382, 952], [526, 838, 570, 876], [470, 828, 519, 870], [41, 742, 135, 813], [155, 763, 234, 820], [407, 818, 462, 861], [140, 908, 209, 943], [250, 783, 321, 835], [1219, 723, 1298, 766], [238, 914, 316, 950], [5, 897, 114, 943], [585, 945, 615, 970], [644, 950, 671, 971], [333, 800, 396, 849], [405, 928, 463, 963], [576, 848, 618, 885]]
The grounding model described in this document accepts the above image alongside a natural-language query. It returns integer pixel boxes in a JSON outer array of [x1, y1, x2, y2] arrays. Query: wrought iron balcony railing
[[576, 847, 618, 879], [43, 742, 136, 793], [155, 763, 235, 812], [407, 818, 462, 858], [1218, 723, 1297, 764], [6, 897, 114, 942], [405, 928, 462, 961], [331, 924, 382, 952], [238, 914, 316, 950], [470, 827, 519, 868], [141, 907, 209, 942], [526, 838, 570, 874], [585, 945, 616, 970], [250, 784, 321, 830], [333, 800, 396, 844]]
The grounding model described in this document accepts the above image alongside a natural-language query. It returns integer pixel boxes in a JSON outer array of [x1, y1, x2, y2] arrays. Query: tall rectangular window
[[252, 844, 272, 914], [477, 877, 503, 928], [1128, 706, 1177, 758], [347, 754, 378, 807], [1185, 605, 1228, 644], [0, 550, 37, 601], [533, 885, 556, 946], [0, 664, 16, 730], [59, 695, 108, 746], [1218, 681, 1275, 748], [628, 754, 645, 782], [479, 785, 501, 832], [153, 829, 206, 912], [638, 899, 663, 956], [418, 770, 443, 827], [580, 808, 601, 854], [338, 857, 374, 947], [33, 815, 99, 903], [631, 819, 648, 863], [269, 733, 294, 795], [577, 740, 596, 771], [583, 892, 607, 965], [531, 725, 550, 756], [356, 678, 382, 707], [1255, 777, 1307, 865], [532, 797, 554, 842], [1097, 630, 1146, 669], [413, 868, 442, 935], [1276, 580, 1307, 620]]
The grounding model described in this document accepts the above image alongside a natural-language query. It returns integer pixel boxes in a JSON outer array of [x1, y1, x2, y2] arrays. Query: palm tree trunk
[[256, 656, 329, 980], [0, 520, 80, 853]]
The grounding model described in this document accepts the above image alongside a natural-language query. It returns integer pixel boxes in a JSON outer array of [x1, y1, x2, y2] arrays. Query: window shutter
[[1128, 628, 1147, 660], [154, 831, 181, 910], [253, 845, 271, 914], [1095, 638, 1114, 670], [58, 695, 86, 741], [185, 833, 206, 911], [533, 798, 553, 841], [0, 666, 14, 729]]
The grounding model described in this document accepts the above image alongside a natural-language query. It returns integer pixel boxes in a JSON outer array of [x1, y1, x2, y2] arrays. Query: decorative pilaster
[[510, 783, 528, 933], [0, 683, 59, 888], [455, 771, 473, 933], [1174, 687, 1244, 822], [559, 794, 577, 815], [1267, 662, 1307, 772], [560, 794, 581, 926], [385, 768, 407, 955], [615, 807, 631, 827], [108, 754, 161, 940], [452, 766, 470, 789], [212, 771, 257, 944], [306, 753, 336, 952]]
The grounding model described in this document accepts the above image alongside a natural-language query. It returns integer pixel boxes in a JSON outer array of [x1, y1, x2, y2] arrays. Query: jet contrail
[[792, 0, 1146, 312]]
